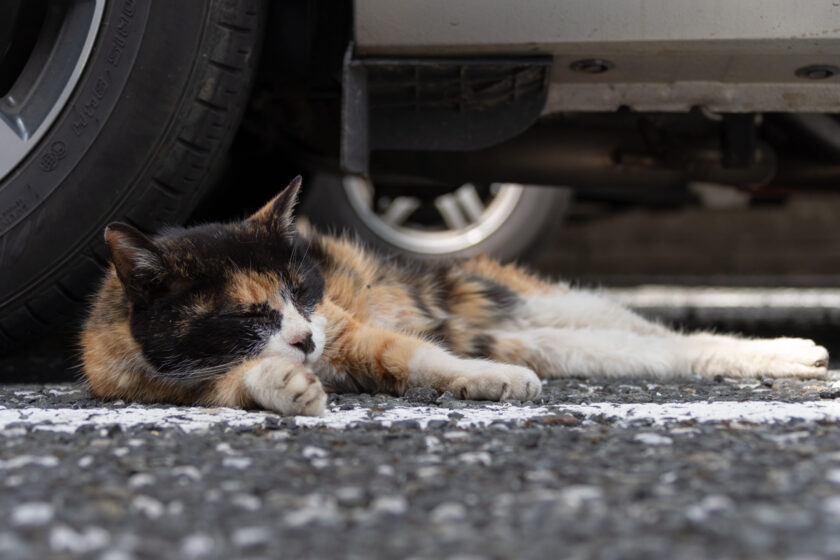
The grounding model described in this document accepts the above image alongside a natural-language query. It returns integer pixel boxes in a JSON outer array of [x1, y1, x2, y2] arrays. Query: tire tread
[[0, 0, 268, 355]]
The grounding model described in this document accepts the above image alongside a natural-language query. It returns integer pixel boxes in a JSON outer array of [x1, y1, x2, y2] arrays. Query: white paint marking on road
[[1, 400, 840, 435], [294, 400, 840, 429], [11, 502, 55, 526], [633, 433, 674, 445], [607, 286, 840, 309], [0, 455, 60, 469]]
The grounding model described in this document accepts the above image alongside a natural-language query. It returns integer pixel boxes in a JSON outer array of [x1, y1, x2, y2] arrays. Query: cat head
[[103, 176, 326, 382]]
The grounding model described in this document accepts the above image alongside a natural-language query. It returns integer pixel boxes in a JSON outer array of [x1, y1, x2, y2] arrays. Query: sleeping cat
[[81, 177, 830, 416]]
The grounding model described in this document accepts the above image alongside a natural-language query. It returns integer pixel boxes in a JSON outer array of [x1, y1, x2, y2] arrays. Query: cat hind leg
[[683, 333, 828, 379], [483, 328, 828, 380], [507, 288, 672, 335]]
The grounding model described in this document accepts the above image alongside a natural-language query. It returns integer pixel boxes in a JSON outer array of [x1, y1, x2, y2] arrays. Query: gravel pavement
[[4, 373, 840, 560]]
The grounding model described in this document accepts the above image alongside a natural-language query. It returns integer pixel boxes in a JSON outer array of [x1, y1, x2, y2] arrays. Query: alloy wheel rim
[[343, 175, 524, 255], [0, 0, 105, 182]]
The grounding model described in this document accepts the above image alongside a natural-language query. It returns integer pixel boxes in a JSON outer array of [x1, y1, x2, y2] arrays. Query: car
[[2, 0, 839, 352]]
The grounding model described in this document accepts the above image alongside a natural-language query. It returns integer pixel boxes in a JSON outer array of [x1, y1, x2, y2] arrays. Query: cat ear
[[247, 175, 302, 234], [104, 222, 165, 301]]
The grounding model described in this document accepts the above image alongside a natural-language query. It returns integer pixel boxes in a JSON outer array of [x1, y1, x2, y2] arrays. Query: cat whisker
[[152, 360, 245, 384], [295, 239, 312, 279], [226, 256, 241, 273], [289, 242, 299, 274]]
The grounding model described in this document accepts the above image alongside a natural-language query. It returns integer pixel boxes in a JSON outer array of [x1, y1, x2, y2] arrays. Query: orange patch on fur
[[81, 320, 198, 404], [227, 271, 282, 307], [204, 362, 256, 408], [462, 254, 551, 294], [325, 273, 364, 316], [448, 280, 494, 323]]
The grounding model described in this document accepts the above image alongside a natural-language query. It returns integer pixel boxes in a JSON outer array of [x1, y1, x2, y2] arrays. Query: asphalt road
[[2, 287, 840, 559], [3, 376, 840, 560]]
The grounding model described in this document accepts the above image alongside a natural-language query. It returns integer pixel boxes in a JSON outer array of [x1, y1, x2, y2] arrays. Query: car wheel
[[0, 0, 267, 354], [303, 173, 571, 261]]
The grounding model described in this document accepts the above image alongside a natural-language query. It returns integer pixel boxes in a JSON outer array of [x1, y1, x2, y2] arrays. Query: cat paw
[[705, 337, 829, 379], [450, 362, 542, 402], [748, 338, 829, 378], [243, 357, 327, 416]]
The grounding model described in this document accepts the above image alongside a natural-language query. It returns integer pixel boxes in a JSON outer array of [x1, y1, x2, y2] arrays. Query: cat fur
[[81, 177, 830, 416]]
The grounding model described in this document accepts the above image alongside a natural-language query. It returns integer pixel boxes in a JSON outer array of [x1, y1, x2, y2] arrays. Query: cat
[[81, 177, 830, 416]]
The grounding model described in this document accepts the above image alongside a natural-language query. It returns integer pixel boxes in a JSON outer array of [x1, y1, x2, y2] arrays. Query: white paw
[[450, 361, 542, 402], [745, 338, 829, 378], [697, 337, 829, 379], [243, 357, 327, 416]]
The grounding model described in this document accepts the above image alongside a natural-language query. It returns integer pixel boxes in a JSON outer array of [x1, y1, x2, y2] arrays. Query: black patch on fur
[[289, 238, 325, 316], [428, 320, 452, 346], [408, 284, 435, 320], [469, 333, 495, 359], [473, 276, 522, 313], [429, 264, 459, 314]]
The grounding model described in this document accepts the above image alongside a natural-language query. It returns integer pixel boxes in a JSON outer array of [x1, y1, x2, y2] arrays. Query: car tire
[[303, 172, 571, 262], [0, 0, 267, 354]]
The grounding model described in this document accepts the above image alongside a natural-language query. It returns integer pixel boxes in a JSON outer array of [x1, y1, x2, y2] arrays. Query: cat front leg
[[318, 300, 541, 401], [405, 345, 541, 401], [243, 358, 328, 415], [209, 357, 327, 416]]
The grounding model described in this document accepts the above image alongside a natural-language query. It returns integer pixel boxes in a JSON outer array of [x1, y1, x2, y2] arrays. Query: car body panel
[[355, 0, 840, 112]]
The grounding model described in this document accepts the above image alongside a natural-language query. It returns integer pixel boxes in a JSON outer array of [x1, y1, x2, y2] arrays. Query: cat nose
[[288, 331, 315, 355]]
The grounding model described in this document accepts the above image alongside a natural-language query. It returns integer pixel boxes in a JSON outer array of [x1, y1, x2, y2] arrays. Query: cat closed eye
[[221, 306, 278, 320]]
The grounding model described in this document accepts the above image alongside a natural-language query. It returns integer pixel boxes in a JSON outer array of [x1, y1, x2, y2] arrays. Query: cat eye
[[231, 310, 266, 319], [221, 304, 278, 322], [291, 283, 322, 313]]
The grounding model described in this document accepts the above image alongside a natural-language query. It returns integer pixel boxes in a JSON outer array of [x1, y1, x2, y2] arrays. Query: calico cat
[[81, 177, 830, 416]]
